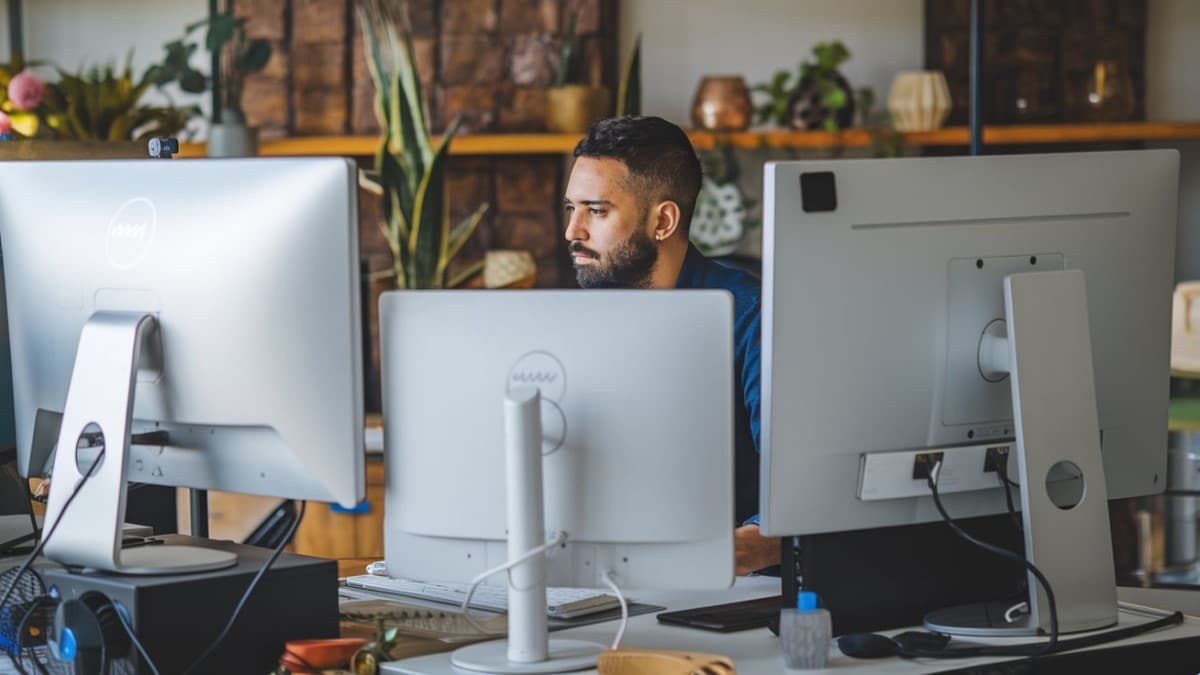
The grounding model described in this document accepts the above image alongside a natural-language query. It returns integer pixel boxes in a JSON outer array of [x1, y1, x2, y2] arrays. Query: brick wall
[[233, 0, 617, 410]]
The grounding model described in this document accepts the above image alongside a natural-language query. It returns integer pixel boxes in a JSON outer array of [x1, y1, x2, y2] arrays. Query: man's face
[[563, 157, 658, 289]]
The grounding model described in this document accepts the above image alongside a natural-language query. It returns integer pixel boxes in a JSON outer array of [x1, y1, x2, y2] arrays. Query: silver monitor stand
[[42, 312, 236, 575], [924, 270, 1117, 637]]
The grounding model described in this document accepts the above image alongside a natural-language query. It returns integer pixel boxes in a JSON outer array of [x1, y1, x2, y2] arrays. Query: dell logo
[[106, 198, 157, 270], [507, 351, 566, 402], [109, 222, 149, 240]]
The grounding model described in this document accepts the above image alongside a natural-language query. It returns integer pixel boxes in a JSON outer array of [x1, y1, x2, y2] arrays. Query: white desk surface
[[383, 577, 1200, 674]]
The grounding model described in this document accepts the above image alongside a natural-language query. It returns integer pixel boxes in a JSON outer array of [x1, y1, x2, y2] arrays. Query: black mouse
[[892, 630, 951, 653], [837, 633, 899, 659]]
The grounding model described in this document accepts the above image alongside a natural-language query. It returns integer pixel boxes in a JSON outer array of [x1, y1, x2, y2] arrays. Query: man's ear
[[652, 200, 683, 242]]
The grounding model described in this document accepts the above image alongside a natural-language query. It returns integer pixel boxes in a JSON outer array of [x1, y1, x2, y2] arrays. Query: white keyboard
[[344, 574, 620, 619]]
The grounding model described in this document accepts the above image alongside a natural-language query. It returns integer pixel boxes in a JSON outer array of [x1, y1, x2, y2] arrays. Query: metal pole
[[7, 0, 23, 62], [191, 488, 209, 538], [209, 0, 221, 125], [969, 0, 984, 155]]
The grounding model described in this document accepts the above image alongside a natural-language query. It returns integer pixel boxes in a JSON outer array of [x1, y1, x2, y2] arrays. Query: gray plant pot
[[207, 123, 259, 158]]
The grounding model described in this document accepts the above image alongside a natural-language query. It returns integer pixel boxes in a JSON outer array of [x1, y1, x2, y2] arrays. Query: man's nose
[[564, 211, 585, 242]]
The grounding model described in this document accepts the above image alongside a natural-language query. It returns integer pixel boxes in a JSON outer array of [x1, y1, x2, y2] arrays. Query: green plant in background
[[752, 40, 855, 132], [553, 3, 580, 87], [856, 86, 903, 158], [182, 9, 271, 124], [49, 52, 198, 141], [358, 0, 488, 290], [616, 33, 641, 116]]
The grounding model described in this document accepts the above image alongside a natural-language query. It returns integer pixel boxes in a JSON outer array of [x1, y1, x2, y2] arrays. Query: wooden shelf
[[177, 122, 1200, 158]]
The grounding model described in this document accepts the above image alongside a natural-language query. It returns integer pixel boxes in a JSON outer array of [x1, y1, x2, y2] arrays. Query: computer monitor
[[760, 150, 1178, 635], [379, 290, 734, 673], [0, 157, 365, 573]]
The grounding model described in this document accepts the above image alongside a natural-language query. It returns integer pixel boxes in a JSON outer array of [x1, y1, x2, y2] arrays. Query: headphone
[[50, 591, 130, 674]]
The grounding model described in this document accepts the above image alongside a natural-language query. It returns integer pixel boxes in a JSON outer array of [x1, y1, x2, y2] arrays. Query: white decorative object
[[690, 177, 746, 257], [887, 71, 952, 132]]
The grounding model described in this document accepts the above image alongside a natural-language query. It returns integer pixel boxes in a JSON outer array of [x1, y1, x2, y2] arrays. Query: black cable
[[1, 452, 103, 673], [995, 461, 1028, 600], [927, 461, 1060, 657], [113, 602, 161, 675], [180, 500, 306, 675]]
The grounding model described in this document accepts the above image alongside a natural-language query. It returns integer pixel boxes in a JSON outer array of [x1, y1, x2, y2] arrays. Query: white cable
[[601, 570, 628, 650], [459, 531, 569, 634], [1004, 601, 1029, 624]]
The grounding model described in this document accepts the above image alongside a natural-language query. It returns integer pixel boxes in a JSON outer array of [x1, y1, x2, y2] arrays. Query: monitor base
[[451, 639, 605, 674], [923, 600, 1040, 637]]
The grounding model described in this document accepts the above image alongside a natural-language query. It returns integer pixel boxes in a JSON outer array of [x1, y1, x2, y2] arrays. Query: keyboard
[[344, 574, 620, 619]]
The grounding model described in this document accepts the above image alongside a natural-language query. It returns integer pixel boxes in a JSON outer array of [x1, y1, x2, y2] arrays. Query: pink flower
[[7, 72, 45, 111], [0, 111, 10, 135]]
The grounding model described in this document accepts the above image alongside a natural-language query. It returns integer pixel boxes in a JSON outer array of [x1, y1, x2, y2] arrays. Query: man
[[564, 115, 779, 575]]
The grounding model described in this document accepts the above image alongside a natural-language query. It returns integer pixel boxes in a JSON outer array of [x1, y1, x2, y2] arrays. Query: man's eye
[[564, 205, 574, 213], [590, 208, 605, 216]]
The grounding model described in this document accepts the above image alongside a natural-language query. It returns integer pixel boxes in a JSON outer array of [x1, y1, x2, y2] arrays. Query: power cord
[[1, 450, 104, 673], [895, 460, 1185, 660], [926, 460, 1059, 657], [113, 602, 161, 675], [180, 500, 307, 675], [600, 571, 628, 650], [459, 531, 568, 634]]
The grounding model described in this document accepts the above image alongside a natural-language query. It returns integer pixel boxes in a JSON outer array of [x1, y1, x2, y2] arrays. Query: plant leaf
[[237, 39, 271, 73], [447, 259, 485, 289], [616, 33, 641, 116], [445, 202, 488, 263]]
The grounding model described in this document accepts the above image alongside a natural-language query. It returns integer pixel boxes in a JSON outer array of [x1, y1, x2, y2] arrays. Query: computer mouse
[[892, 630, 951, 653], [836, 633, 898, 659]]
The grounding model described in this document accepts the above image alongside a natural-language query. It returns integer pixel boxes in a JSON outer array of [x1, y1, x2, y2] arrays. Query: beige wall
[[618, 0, 924, 124]]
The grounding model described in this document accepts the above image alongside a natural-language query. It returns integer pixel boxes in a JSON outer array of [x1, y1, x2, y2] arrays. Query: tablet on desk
[[656, 596, 780, 633]]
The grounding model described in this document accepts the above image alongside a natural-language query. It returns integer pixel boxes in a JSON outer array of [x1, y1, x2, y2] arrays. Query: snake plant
[[358, 0, 488, 289]]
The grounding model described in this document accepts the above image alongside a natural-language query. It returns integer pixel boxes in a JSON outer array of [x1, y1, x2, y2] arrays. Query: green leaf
[[383, 627, 399, 643], [445, 202, 488, 264], [822, 116, 839, 133], [179, 69, 208, 93], [238, 39, 271, 74], [447, 259, 485, 289], [555, 6, 579, 87], [205, 13, 239, 53], [823, 88, 847, 110], [409, 115, 460, 287], [616, 33, 641, 116]]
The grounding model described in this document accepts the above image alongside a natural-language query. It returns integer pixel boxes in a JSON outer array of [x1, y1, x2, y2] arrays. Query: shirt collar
[[674, 244, 709, 289]]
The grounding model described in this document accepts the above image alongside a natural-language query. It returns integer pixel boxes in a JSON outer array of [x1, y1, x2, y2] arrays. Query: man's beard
[[572, 228, 659, 289]]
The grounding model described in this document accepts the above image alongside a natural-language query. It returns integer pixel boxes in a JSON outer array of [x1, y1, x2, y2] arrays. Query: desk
[[383, 578, 1200, 674]]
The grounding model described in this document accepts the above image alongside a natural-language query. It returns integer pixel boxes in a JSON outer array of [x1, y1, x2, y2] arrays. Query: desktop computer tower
[[39, 536, 338, 674]]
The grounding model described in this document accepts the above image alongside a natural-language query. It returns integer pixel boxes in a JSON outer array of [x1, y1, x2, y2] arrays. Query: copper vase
[[691, 76, 752, 131]]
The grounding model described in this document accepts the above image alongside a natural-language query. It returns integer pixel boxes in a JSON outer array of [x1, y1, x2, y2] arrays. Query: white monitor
[[760, 150, 1176, 536], [760, 150, 1178, 635], [379, 289, 734, 671], [0, 158, 365, 573]]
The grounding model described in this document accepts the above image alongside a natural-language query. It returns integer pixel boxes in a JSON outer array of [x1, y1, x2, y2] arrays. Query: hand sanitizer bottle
[[780, 590, 832, 669]]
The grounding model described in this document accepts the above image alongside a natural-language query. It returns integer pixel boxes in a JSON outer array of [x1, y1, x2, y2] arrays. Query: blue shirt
[[674, 245, 762, 527]]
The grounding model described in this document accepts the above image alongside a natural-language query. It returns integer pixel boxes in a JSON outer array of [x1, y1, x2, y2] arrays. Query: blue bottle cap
[[60, 627, 77, 660], [798, 591, 819, 611]]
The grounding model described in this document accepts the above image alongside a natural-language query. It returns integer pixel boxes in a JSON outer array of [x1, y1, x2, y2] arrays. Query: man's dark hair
[[573, 116, 703, 232]]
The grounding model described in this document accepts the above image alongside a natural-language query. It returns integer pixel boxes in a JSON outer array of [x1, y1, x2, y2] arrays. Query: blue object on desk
[[331, 500, 370, 515]]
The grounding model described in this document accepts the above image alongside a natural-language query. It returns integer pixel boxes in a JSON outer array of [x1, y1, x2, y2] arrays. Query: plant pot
[[545, 85, 610, 134], [691, 75, 753, 131], [207, 123, 259, 158], [786, 72, 856, 131], [887, 70, 952, 132]]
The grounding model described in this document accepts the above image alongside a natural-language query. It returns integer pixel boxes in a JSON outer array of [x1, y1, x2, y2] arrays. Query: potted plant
[[185, 9, 271, 156], [544, 5, 609, 133], [752, 41, 857, 132], [357, 0, 488, 289]]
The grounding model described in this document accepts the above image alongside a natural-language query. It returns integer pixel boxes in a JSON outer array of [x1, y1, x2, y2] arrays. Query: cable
[[903, 461, 1184, 660], [459, 531, 569, 634], [928, 461, 1059, 657], [181, 500, 307, 675], [600, 571, 628, 650], [114, 602, 162, 675], [0, 450, 105, 617]]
